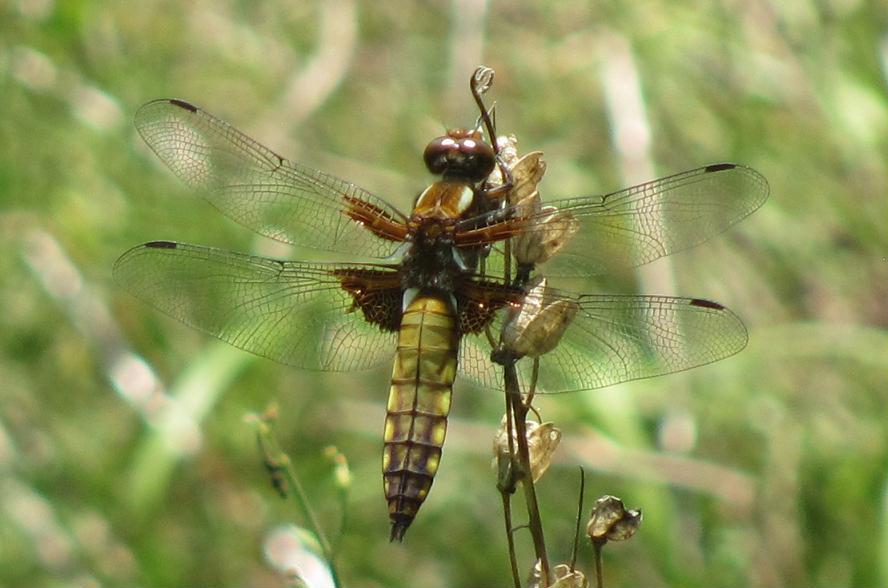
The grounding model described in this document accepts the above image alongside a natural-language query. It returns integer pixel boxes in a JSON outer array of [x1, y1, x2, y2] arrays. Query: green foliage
[[2, 1, 887, 586]]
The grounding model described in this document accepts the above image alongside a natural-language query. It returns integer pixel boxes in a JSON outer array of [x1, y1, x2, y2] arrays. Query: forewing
[[134, 99, 408, 258], [457, 164, 769, 276], [460, 293, 747, 393], [113, 241, 399, 371]]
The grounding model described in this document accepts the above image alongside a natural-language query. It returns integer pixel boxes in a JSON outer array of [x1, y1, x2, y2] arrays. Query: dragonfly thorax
[[412, 180, 476, 220], [401, 218, 467, 294]]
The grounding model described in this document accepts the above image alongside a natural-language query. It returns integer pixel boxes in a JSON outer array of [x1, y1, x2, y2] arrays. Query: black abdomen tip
[[390, 522, 408, 542]]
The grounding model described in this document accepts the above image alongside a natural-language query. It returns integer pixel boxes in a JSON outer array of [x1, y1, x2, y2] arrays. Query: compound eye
[[458, 138, 496, 181], [423, 136, 457, 175]]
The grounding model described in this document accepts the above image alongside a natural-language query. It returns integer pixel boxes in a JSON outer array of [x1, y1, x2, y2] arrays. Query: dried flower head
[[496, 135, 520, 167], [586, 495, 642, 544], [493, 417, 562, 490], [506, 152, 547, 205], [527, 562, 588, 588], [512, 200, 579, 267], [483, 135, 575, 268], [485, 135, 546, 199], [502, 276, 578, 358]]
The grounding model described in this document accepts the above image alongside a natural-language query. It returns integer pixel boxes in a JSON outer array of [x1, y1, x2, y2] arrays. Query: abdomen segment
[[383, 294, 458, 541]]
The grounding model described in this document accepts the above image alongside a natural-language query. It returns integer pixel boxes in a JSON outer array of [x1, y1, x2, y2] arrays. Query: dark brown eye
[[423, 131, 496, 181], [457, 138, 495, 182], [423, 136, 456, 175]]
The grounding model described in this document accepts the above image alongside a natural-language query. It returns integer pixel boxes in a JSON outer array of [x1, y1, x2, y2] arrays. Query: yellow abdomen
[[383, 294, 458, 541]]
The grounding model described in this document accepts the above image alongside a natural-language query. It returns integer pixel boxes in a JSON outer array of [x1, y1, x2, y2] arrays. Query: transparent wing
[[113, 241, 399, 371], [458, 164, 769, 277], [460, 293, 747, 393], [135, 99, 408, 258]]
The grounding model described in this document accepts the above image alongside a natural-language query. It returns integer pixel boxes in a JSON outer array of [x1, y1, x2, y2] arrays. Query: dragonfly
[[114, 87, 768, 541]]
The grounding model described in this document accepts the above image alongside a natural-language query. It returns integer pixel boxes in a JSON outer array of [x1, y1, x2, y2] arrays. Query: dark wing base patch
[[334, 268, 403, 332]]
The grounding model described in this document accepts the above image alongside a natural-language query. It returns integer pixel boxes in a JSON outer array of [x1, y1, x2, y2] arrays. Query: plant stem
[[500, 491, 522, 588], [504, 360, 551, 585], [255, 420, 342, 588], [593, 541, 604, 588], [570, 467, 585, 572]]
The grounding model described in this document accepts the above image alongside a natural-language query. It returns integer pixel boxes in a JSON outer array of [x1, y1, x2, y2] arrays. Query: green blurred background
[[2, 1, 887, 586]]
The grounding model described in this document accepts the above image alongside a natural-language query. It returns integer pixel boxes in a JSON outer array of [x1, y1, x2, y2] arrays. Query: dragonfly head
[[423, 128, 495, 182]]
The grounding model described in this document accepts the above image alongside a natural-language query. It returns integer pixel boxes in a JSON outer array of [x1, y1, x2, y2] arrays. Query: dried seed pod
[[507, 151, 547, 204], [493, 417, 562, 489], [550, 564, 588, 588], [586, 495, 643, 544], [496, 135, 520, 166], [485, 135, 546, 201], [513, 203, 579, 267], [485, 135, 520, 189], [502, 276, 578, 358], [527, 562, 588, 588]]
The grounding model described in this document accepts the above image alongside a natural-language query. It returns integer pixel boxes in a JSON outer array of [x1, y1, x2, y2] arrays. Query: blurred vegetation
[[2, 0, 888, 586]]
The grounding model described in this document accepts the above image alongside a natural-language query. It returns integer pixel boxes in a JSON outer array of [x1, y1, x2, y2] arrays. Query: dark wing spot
[[168, 99, 198, 113], [332, 269, 402, 331], [704, 163, 736, 173], [145, 240, 178, 249], [689, 298, 724, 310]]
